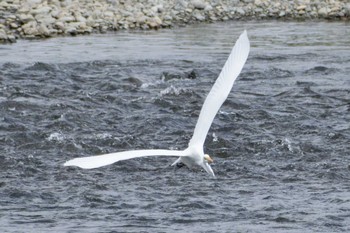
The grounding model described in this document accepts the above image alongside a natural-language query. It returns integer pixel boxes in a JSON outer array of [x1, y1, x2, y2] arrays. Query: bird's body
[[64, 30, 251, 177]]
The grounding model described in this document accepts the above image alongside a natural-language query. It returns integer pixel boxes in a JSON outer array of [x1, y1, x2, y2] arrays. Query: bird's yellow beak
[[204, 154, 213, 163]]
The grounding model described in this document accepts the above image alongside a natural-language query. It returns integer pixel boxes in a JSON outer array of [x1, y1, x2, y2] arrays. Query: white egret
[[64, 30, 250, 177]]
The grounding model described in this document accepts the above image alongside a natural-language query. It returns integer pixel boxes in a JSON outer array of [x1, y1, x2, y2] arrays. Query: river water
[[0, 21, 349, 232]]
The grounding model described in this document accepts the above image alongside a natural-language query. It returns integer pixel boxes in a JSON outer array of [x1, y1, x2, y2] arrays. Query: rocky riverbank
[[1, 0, 349, 43]]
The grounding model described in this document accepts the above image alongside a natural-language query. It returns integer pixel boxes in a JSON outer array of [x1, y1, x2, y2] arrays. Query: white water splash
[[47, 132, 66, 142], [283, 138, 293, 152], [212, 132, 218, 142], [160, 85, 184, 96]]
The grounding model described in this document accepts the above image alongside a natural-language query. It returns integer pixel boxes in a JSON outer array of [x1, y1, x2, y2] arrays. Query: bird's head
[[204, 154, 213, 163], [201, 154, 215, 177]]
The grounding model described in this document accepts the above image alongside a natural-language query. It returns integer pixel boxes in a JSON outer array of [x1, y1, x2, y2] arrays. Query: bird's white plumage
[[64, 149, 188, 169], [63, 30, 250, 177], [189, 30, 250, 147]]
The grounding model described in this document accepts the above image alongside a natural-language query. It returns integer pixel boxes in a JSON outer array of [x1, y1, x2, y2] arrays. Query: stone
[[194, 12, 205, 21], [297, 5, 307, 11], [186, 8, 193, 13], [100, 25, 108, 32], [19, 14, 34, 23], [0, 29, 7, 40], [143, 9, 155, 17], [86, 17, 96, 27], [104, 11, 114, 18], [192, 0, 206, 10], [77, 22, 88, 30], [37, 24, 50, 36], [151, 5, 164, 13], [0, 1, 10, 8], [51, 9, 61, 18], [163, 15, 172, 21], [344, 4, 350, 16], [204, 5, 213, 11], [330, 6, 341, 13], [236, 7, 245, 15], [7, 34, 16, 42], [172, 9, 179, 15], [36, 15, 56, 25], [178, 0, 188, 8], [10, 22, 19, 29], [59, 15, 75, 23], [120, 9, 133, 17], [154, 16, 162, 25], [254, 7, 263, 13], [23, 27, 39, 36], [18, 5, 31, 14], [135, 14, 147, 24], [27, 0, 41, 5], [0, 0, 348, 43], [318, 7, 329, 17], [65, 26, 77, 35], [75, 15, 87, 23], [31, 6, 52, 15], [54, 21, 65, 30], [7, 14, 17, 21], [254, 0, 262, 6], [148, 17, 162, 28]]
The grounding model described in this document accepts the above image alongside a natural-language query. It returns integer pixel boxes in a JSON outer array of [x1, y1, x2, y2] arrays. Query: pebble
[[0, 0, 349, 43], [192, 0, 207, 10]]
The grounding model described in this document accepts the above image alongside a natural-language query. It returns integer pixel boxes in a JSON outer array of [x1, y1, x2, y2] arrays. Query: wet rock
[[186, 70, 198, 79], [160, 72, 183, 81], [124, 77, 143, 87]]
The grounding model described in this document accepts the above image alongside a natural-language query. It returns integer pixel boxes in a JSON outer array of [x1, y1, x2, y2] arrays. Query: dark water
[[1, 21, 350, 232]]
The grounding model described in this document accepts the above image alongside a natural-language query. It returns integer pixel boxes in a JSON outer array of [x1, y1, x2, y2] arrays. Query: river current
[[0, 21, 349, 232]]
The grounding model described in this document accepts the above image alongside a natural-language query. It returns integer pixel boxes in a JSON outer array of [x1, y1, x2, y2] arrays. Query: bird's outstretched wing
[[189, 30, 250, 147], [64, 149, 188, 169]]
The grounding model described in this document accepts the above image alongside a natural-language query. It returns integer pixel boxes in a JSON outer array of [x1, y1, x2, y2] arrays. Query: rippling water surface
[[1, 21, 349, 232]]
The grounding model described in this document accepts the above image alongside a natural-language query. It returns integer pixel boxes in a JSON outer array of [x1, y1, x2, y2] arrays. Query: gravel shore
[[1, 0, 349, 43]]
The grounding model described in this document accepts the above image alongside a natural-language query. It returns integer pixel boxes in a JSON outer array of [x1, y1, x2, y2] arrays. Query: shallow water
[[0, 21, 350, 232]]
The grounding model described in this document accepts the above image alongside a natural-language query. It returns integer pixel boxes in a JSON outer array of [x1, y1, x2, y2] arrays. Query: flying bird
[[64, 30, 250, 177]]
